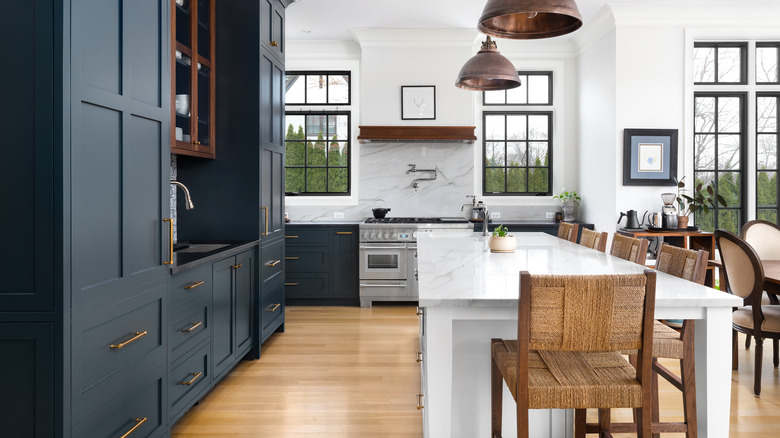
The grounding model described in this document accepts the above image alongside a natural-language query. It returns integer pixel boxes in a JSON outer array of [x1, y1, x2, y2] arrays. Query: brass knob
[[270, 41, 278, 47]]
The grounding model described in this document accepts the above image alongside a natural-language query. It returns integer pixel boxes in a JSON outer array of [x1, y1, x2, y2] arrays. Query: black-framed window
[[757, 43, 780, 84], [284, 112, 350, 195], [483, 112, 552, 195], [757, 93, 779, 222], [693, 43, 747, 85], [483, 71, 552, 105], [285, 71, 351, 105], [693, 93, 747, 233]]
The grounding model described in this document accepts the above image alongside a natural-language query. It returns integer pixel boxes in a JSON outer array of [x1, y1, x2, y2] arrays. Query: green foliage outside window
[[285, 118, 349, 195]]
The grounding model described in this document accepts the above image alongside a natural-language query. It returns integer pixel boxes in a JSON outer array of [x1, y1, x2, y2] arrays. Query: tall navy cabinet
[[1, 0, 169, 437]]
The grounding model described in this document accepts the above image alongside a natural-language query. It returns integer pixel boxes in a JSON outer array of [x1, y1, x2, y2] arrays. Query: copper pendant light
[[455, 36, 521, 91], [478, 0, 583, 40]]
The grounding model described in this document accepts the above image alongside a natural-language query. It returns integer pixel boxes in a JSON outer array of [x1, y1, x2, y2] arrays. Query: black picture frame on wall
[[401, 85, 436, 120], [623, 128, 678, 186]]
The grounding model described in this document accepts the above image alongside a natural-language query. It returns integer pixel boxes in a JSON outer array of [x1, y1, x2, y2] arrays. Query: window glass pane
[[757, 46, 778, 83], [329, 115, 349, 140], [306, 141, 326, 166], [717, 135, 741, 170], [528, 168, 548, 192], [758, 171, 777, 207], [507, 142, 527, 166], [718, 172, 741, 207], [485, 115, 505, 140], [758, 135, 777, 170], [306, 115, 327, 140], [306, 168, 327, 192], [285, 75, 305, 103], [327, 142, 348, 166], [329, 168, 348, 192], [757, 97, 777, 133], [694, 135, 716, 170], [507, 168, 527, 192], [285, 117, 305, 166], [485, 168, 505, 193], [718, 97, 741, 133], [718, 209, 740, 233], [528, 75, 550, 104], [529, 142, 549, 166], [306, 75, 327, 104], [693, 46, 715, 82], [528, 115, 548, 140], [758, 209, 777, 223], [695, 171, 716, 189], [486, 142, 505, 166], [484, 90, 505, 104], [506, 115, 526, 140], [694, 97, 715, 132], [696, 208, 715, 232], [506, 77, 527, 104], [328, 75, 350, 104], [285, 168, 304, 193], [718, 47, 742, 82]]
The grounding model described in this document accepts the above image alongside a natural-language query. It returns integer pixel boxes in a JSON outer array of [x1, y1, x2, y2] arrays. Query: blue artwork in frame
[[623, 128, 678, 186]]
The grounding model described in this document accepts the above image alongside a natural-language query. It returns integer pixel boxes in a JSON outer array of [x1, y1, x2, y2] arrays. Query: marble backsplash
[[286, 142, 563, 222]]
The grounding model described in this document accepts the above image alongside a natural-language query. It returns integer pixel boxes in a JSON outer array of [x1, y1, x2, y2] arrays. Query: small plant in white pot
[[553, 189, 580, 221], [488, 224, 516, 253]]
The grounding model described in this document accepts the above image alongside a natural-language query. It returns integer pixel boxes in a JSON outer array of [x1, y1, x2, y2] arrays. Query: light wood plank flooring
[[172, 305, 780, 437]]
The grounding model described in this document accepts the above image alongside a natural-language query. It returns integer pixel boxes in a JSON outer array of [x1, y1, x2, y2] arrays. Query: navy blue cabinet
[[213, 250, 255, 380], [285, 225, 359, 305], [260, 239, 285, 344]]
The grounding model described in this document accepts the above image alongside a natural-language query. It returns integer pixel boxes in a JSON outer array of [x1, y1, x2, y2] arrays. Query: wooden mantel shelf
[[357, 126, 476, 144]]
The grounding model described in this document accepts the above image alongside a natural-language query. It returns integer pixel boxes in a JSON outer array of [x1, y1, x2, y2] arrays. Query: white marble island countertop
[[417, 232, 741, 309]]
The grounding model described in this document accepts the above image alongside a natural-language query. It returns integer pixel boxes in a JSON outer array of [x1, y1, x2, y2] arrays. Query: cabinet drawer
[[169, 304, 210, 361], [72, 296, 163, 397], [261, 280, 285, 341], [285, 273, 328, 299], [169, 341, 211, 424], [72, 365, 165, 438], [284, 247, 328, 272], [261, 242, 284, 282], [170, 263, 213, 309], [285, 227, 329, 246]]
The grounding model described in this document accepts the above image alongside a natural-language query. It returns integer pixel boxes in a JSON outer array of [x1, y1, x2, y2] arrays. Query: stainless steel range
[[358, 217, 472, 308]]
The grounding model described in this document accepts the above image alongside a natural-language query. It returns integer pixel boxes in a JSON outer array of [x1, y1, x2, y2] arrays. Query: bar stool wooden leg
[[574, 409, 586, 438], [682, 323, 697, 438], [651, 358, 660, 438], [733, 330, 739, 370], [490, 339, 503, 438]]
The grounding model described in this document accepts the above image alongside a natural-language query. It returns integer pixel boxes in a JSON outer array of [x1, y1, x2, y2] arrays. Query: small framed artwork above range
[[401, 85, 436, 120], [623, 128, 678, 186]]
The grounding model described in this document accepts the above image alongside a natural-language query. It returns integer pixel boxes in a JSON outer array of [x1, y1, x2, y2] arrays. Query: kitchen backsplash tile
[[170, 154, 178, 243]]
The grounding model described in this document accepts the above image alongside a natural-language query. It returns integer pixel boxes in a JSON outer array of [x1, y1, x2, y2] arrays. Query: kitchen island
[[417, 232, 741, 438]]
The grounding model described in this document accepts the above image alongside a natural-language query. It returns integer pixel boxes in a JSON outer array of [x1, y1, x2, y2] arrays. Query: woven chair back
[[522, 273, 653, 352], [715, 230, 764, 300], [655, 243, 708, 285], [579, 229, 607, 252], [610, 234, 649, 265], [742, 220, 780, 260], [557, 222, 578, 243]]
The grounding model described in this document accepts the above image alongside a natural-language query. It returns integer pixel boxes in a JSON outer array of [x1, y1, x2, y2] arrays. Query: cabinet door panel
[[75, 0, 121, 94], [332, 228, 358, 298], [272, 3, 284, 59], [234, 250, 254, 354], [212, 257, 235, 378], [129, 0, 162, 106]]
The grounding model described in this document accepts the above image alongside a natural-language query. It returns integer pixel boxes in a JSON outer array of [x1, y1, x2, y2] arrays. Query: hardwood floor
[[172, 305, 780, 437]]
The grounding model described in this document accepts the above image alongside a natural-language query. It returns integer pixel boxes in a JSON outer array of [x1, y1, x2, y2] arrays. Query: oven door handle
[[359, 244, 407, 250], [359, 282, 407, 288]]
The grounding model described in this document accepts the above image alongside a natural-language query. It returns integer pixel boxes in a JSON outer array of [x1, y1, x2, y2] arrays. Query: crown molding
[[569, 5, 615, 55], [350, 28, 478, 48], [287, 40, 361, 61]]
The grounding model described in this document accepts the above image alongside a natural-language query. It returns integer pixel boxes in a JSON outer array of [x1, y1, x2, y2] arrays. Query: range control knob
[[369, 232, 375, 239], [390, 232, 398, 239], [361, 232, 369, 240], [383, 232, 390, 239]]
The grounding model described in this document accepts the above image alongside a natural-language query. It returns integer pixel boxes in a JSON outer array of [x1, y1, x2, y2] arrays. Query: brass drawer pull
[[416, 393, 424, 410], [266, 303, 281, 312], [416, 351, 423, 363], [232, 264, 242, 269], [270, 41, 278, 47], [285, 256, 299, 260], [182, 321, 202, 333], [285, 282, 299, 286], [266, 260, 281, 267], [181, 372, 203, 386], [261, 206, 269, 236], [336, 231, 353, 235], [110, 331, 148, 350], [119, 417, 148, 438], [285, 235, 299, 239], [184, 280, 204, 290], [164, 218, 173, 265]]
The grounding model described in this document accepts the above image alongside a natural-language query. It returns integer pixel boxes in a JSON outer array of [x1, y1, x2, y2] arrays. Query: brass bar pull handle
[[164, 218, 173, 265], [119, 417, 148, 438], [285, 282, 299, 286], [285, 235, 299, 239], [270, 41, 278, 47], [182, 321, 202, 333], [416, 393, 424, 410], [336, 231, 353, 235], [285, 256, 299, 260], [266, 260, 281, 267], [181, 372, 203, 386], [266, 303, 281, 312], [416, 352, 423, 363], [110, 331, 148, 350], [261, 207, 269, 236], [416, 307, 424, 316], [184, 280, 204, 290], [232, 264, 242, 269]]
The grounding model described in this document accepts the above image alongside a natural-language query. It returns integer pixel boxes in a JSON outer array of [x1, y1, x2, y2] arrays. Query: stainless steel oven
[[359, 242, 407, 280]]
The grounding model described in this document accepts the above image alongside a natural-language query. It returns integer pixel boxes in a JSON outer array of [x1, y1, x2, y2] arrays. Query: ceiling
[[286, 0, 778, 42]]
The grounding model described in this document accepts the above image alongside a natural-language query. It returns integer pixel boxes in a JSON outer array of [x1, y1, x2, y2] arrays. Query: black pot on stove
[[372, 208, 391, 219]]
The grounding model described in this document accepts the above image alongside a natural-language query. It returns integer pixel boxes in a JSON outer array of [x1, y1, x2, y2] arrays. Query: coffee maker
[[660, 193, 678, 228]]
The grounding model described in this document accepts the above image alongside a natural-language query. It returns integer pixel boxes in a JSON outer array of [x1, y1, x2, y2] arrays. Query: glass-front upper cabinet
[[172, 0, 215, 159]]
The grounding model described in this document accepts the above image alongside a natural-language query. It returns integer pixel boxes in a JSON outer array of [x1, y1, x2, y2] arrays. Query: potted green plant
[[488, 224, 516, 253], [553, 189, 581, 221], [674, 176, 727, 228]]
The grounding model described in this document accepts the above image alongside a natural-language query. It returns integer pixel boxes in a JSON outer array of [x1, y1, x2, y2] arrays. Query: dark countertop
[[286, 221, 362, 226], [169, 239, 260, 275]]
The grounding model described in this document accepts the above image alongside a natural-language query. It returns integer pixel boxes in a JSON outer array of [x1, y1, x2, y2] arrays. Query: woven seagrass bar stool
[[557, 221, 579, 243], [596, 243, 707, 438], [490, 270, 657, 438], [579, 228, 608, 252], [610, 233, 649, 266]]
